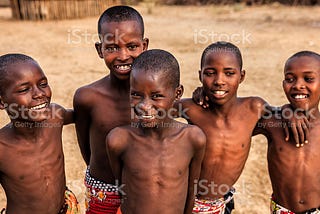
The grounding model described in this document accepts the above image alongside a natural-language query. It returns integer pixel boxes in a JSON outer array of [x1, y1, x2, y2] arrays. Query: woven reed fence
[[10, 0, 121, 20]]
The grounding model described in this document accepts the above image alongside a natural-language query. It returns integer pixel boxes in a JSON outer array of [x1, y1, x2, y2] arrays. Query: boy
[[255, 51, 320, 213], [73, 6, 149, 213], [0, 54, 79, 214], [183, 42, 307, 213], [177, 41, 269, 213], [106, 49, 206, 214]]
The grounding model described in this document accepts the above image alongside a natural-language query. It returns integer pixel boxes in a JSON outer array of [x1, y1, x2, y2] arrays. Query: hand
[[282, 104, 310, 147], [192, 87, 210, 108]]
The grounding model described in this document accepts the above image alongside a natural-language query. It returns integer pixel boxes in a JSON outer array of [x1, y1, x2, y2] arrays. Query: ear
[[95, 42, 103, 59], [175, 84, 184, 101], [240, 69, 246, 83], [198, 70, 203, 83], [142, 38, 149, 51]]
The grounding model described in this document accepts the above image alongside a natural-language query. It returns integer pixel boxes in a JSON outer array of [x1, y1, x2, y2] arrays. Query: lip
[[113, 64, 132, 75], [290, 93, 309, 100], [210, 90, 228, 99]]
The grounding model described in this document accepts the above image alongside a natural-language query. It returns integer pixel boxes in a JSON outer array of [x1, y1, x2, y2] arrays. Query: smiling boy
[[73, 6, 148, 213], [106, 49, 206, 214], [255, 51, 320, 213], [0, 53, 79, 214]]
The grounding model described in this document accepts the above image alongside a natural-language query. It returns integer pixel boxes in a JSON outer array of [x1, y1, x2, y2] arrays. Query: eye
[[105, 46, 119, 52], [17, 87, 30, 93], [284, 77, 294, 83], [128, 45, 138, 51], [204, 71, 215, 76], [305, 76, 314, 83], [39, 81, 48, 88], [130, 92, 140, 98], [225, 71, 235, 76], [151, 94, 163, 99]]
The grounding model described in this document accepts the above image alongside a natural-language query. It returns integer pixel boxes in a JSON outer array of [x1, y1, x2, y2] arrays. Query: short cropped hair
[[0, 53, 36, 94], [200, 41, 243, 70], [285, 50, 320, 68], [98, 5, 144, 37], [132, 49, 180, 89]]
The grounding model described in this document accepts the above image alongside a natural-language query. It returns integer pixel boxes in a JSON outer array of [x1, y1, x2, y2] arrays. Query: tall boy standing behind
[[107, 49, 206, 214], [73, 6, 148, 214]]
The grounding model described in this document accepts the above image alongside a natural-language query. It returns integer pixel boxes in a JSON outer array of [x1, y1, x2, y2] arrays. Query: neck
[[109, 74, 130, 93], [209, 96, 238, 117], [139, 118, 175, 140], [306, 107, 320, 122]]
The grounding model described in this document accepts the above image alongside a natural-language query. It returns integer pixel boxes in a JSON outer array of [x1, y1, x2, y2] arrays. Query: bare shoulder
[[183, 123, 206, 149], [73, 76, 110, 106], [179, 98, 198, 109], [106, 125, 132, 151], [240, 96, 268, 112]]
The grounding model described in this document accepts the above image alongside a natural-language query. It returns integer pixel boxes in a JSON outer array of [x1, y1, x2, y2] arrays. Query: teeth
[[116, 65, 131, 71], [141, 115, 154, 119], [213, 91, 226, 95], [294, 94, 308, 99], [30, 103, 47, 110]]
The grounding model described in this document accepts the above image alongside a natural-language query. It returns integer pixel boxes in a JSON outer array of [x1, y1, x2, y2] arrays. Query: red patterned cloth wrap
[[84, 167, 121, 214]]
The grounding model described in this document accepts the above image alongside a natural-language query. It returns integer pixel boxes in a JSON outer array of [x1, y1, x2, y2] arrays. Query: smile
[[29, 103, 48, 110], [292, 94, 309, 99], [115, 64, 131, 71], [213, 90, 226, 95], [140, 115, 155, 119]]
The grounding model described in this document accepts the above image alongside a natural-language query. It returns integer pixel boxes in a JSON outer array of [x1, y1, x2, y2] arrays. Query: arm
[[63, 108, 74, 125], [184, 126, 206, 214], [73, 89, 91, 165], [49, 103, 74, 125], [106, 128, 126, 183]]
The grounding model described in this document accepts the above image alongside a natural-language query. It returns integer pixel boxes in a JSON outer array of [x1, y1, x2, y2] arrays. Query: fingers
[[289, 122, 300, 148], [283, 122, 289, 142], [302, 117, 310, 144]]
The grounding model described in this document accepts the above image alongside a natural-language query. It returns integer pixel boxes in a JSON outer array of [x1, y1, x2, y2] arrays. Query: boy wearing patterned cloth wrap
[[255, 51, 320, 213], [73, 6, 148, 213], [107, 49, 206, 214], [0, 54, 79, 214]]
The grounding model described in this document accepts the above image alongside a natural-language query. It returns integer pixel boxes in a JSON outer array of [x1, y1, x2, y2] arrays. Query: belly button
[[299, 200, 305, 204]]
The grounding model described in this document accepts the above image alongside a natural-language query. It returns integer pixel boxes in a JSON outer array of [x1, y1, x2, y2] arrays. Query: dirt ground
[[0, 4, 319, 213]]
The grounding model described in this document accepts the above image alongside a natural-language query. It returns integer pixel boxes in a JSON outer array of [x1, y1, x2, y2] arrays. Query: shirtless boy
[[255, 51, 320, 213], [177, 42, 269, 213], [107, 49, 206, 214], [73, 6, 148, 213], [0, 54, 79, 214]]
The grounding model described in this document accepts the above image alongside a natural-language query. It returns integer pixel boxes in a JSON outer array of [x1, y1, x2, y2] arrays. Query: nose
[[214, 72, 225, 86], [293, 78, 306, 90], [32, 86, 45, 99], [118, 48, 130, 61], [136, 98, 153, 114]]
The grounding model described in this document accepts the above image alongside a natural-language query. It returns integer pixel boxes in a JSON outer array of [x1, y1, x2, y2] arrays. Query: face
[[130, 70, 183, 128], [199, 51, 245, 106], [283, 56, 320, 111], [96, 21, 149, 80], [0, 61, 52, 122]]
